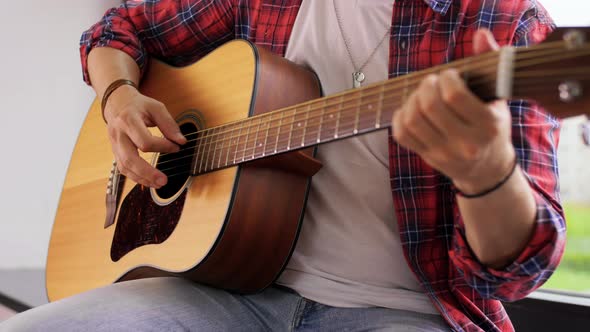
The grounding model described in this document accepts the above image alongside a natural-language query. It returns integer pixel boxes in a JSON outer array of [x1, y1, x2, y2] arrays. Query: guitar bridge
[[105, 160, 125, 229]]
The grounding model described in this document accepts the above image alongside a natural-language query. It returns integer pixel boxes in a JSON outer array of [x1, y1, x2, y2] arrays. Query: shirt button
[[400, 38, 407, 50]]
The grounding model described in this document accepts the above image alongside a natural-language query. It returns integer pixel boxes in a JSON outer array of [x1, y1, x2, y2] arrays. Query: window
[[542, 116, 590, 293]]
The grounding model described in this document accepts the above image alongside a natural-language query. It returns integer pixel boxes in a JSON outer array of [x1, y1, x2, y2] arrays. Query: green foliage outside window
[[543, 116, 590, 294], [543, 203, 590, 293]]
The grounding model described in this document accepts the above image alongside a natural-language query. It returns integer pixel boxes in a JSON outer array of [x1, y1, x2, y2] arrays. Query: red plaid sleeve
[[449, 3, 566, 302], [79, 0, 235, 85]]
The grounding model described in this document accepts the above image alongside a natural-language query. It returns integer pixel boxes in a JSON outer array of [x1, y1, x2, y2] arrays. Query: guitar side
[[46, 40, 321, 301]]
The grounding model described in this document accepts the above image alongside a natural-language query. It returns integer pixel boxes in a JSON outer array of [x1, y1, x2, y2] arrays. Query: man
[[0, 0, 565, 331]]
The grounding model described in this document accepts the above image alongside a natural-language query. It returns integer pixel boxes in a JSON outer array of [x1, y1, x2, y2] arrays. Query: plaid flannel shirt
[[80, 1, 566, 331]]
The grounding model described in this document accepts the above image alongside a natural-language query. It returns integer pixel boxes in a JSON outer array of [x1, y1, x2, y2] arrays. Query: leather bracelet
[[454, 158, 518, 199], [100, 79, 138, 123]]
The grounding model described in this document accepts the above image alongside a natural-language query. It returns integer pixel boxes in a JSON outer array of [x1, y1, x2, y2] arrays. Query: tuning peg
[[559, 81, 583, 103], [564, 29, 585, 50]]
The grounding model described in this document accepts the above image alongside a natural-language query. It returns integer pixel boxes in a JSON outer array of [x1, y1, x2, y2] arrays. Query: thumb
[[149, 104, 187, 146], [473, 29, 499, 55]]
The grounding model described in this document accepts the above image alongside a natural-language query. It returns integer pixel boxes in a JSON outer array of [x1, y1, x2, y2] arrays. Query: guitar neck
[[190, 49, 507, 175], [192, 27, 590, 175]]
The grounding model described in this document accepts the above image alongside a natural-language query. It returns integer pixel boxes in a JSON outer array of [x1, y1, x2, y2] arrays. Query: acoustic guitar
[[46, 27, 590, 301]]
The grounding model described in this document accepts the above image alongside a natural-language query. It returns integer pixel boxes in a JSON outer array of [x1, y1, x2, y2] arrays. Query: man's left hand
[[391, 29, 515, 195]]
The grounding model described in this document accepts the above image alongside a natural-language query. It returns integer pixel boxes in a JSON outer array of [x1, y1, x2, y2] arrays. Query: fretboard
[[190, 50, 505, 175]]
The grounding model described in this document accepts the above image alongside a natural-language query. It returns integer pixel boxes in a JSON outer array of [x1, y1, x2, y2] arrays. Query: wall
[[0, 0, 588, 270], [0, 0, 120, 268]]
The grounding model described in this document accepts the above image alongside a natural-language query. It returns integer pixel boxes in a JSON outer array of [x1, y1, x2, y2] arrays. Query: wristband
[[454, 158, 518, 199], [100, 79, 138, 123]]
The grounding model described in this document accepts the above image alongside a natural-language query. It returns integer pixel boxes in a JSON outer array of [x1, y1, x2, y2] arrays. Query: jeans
[[0, 277, 449, 331]]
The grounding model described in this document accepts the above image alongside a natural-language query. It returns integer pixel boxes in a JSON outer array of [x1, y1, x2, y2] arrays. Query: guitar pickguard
[[110, 185, 187, 262]]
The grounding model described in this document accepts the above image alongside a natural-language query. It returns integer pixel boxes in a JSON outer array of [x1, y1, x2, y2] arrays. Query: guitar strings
[[164, 41, 577, 151], [160, 63, 590, 179], [156, 58, 590, 175], [158, 50, 587, 173], [113, 40, 586, 178], [157, 74, 583, 179], [164, 52, 500, 143], [165, 39, 568, 143], [157, 88, 550, 180], [149, 41, 570, 169]]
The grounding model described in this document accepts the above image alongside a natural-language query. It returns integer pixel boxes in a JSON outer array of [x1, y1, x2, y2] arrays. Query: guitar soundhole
[[155, 122, 198, 199], [109, 121, 198, 262]]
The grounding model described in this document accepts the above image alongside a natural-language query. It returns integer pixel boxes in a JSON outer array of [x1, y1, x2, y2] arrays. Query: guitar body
[[47, 27, 590, 302], [46, 40, 321, 302]]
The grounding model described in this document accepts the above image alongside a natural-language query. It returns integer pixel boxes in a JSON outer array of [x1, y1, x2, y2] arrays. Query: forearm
[[80, 0, 235, 88], [87, 47, 140, 100], [456, 162, 537, 269]]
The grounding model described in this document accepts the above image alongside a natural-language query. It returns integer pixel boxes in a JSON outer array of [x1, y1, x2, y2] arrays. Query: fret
[[403, 76, 410, 106], [242, 120, 252, 161], [252, 117, 262, 159], [217, 128, 225, 169], [293, 106, 307, 148], [233, 123, 244, 164], [262, 113, 271, 156], [196, 130, 205, 173], [301, 104, 310, 147], [376, 84, 384, 128], [193, 130, 204, 174], [287, 107, 296, 150], [353, 90, 361, 134], [225, 124, 235, 167], [198, 129, 211, 173], [338, 93, 357, 137], [274, 111, 283, 153], [317, 100, 325, 143], [335, 96, 342, 138], [322, 98, 337, 140], [207, 127, 218, 172]]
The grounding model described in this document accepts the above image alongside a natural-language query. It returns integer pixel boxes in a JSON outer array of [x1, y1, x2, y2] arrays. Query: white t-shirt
[[276, 0, 438, 315]]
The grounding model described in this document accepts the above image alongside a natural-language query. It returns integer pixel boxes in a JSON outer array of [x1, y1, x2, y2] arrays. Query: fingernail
[[177, 133, 186, 141], [156, 177, 167, 187]]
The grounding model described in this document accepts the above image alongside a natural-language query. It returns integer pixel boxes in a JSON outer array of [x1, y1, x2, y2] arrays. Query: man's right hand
[[103, 84, 187, 188]]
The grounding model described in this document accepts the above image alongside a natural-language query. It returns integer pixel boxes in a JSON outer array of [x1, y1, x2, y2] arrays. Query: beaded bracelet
[[454, 158, 518, 199], [100, 79, 138, 123]]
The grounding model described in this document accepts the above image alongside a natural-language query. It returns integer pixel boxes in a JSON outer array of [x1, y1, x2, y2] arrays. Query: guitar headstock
[[512, 27, 590, 119]]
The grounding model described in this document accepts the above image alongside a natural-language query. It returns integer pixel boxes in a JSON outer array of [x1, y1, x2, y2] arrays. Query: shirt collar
[[422, 0, 452, 15]]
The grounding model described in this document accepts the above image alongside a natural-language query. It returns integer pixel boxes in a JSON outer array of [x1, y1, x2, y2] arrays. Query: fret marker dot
[[329, 114, 334, 119], [297, 123, 301, 127], [368, 105, 373, 110]]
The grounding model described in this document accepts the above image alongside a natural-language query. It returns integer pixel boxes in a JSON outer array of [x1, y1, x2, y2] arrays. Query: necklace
[[333, 0, 391, 88]]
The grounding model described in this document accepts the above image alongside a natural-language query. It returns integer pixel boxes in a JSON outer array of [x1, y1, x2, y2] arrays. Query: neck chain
[[333, 0, 391, 88]]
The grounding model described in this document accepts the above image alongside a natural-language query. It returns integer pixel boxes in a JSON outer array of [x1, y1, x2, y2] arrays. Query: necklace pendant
[[352, 71, 365, 88]]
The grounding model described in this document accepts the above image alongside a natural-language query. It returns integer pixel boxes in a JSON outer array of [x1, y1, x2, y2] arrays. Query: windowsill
[[529, 288, 590, 307]]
